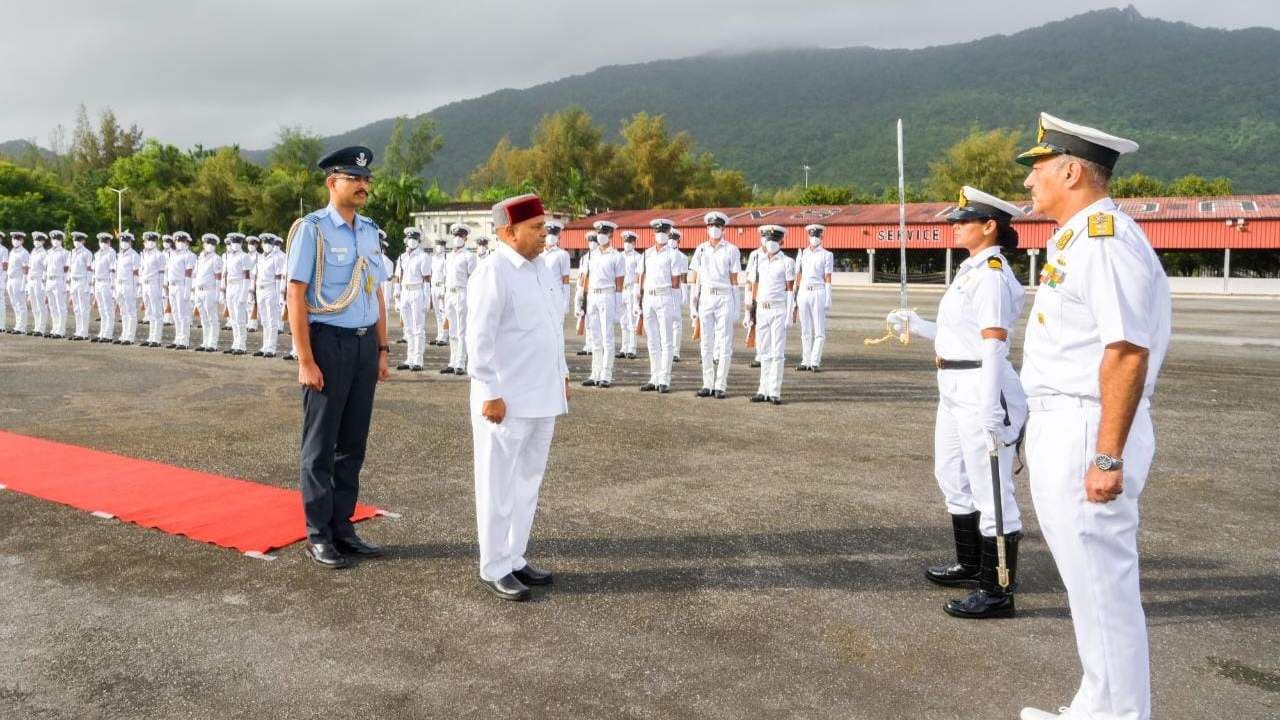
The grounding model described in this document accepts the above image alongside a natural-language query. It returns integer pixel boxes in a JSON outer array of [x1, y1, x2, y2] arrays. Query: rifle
[[575, 270, 588, 336], [634, 258, 645, 337], [745, 274, 759, 349]]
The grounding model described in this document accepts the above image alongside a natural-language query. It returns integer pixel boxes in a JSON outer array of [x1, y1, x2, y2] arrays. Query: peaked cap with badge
[[318, 145, 375, 178], [947, 186, 1026, 224], [1016, 112, 1138, 170]]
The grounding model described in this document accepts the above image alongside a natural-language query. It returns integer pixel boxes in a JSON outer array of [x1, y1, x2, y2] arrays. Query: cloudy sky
[[4, 1, 1275, 151]]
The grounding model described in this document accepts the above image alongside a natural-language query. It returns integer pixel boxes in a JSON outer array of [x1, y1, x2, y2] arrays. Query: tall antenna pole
[[896, 119, 908, 309]]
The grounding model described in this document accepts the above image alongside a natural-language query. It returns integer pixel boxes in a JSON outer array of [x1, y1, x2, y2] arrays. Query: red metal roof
[[559, 195, 1280, 251]]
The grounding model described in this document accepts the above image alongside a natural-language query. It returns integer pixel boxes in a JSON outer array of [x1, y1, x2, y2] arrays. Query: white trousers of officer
[[227, 282, 250, 350], [431, 284, 448, 342], [28, 278, 47, 333], [117, 283, 139, 341], [45, 283, 68, 336], [1028, 398, 1154, 720], [7, 278, 28, 332], [144, 282, 165, 344], [197, 289, 220, 348], [642, 290, 674, 386], [620, 286, 640, 354], [0, 277, 6, 331], [168, 285, 192, 345], [754, 304, 788, 398], [587, 289, 617, 382], [670, 291, 685, 359], [471, 414, 555, 582], [798, 286, 828, 368], [402, 285, 427, 365], [934, 395, 1022, 537], [70, 282, 92, 337], [255, 283, 279, 353], [93, 281, 115, 339], [698, 288, 735, 391], [445, 290, 468, 369]]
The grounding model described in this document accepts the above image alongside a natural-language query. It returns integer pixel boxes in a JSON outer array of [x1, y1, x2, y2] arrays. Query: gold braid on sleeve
[[285, 217, 369, 315]]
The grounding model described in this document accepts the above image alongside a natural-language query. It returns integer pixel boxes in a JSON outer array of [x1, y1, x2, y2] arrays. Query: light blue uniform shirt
[[286, 204, 388, 328]]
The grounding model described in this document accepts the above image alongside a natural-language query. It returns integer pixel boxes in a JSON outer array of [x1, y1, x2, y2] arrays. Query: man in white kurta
[[467, 193, 569, 602], [1015, 113, 1172, 720]]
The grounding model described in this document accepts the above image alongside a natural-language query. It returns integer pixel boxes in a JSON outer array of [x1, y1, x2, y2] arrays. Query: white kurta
[[466, 241, 568, 582], [1021, 197, 1171, 720]]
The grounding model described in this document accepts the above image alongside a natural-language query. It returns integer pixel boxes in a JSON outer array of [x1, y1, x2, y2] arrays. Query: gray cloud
[[3, 0, 1275, 150]]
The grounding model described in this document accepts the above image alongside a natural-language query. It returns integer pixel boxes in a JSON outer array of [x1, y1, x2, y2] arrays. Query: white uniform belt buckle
[[646, 288, 668, 295], [806, 284, 824, 290], [706, 287, 729, 295], [591, 288, 615, 294], [403, 283, 423, 290], [447, 287, 462, 293], [759, 301, 781, 309]]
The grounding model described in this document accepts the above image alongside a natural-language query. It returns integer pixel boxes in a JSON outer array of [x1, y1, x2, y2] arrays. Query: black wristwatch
[[378, 345, 390, 354], [1093, 453, 1124, 472]]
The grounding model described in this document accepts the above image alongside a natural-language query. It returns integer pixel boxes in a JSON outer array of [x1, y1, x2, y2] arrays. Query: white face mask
[[144, 241, 155, 250], [545, 234, 559, 246], [406, 238, 419, 250], [121, 241, 131, 250], [808, 235, 821, 247], [74, 240, 84, 248], [765, 240, 780, 254], [624, 241, 636, 251], [654, 232, 668, 246], [11, 241, 21, 248], [203, 243, 216, 252], [33, 240, 45, 248], [597, 234, 612, 249], [708, 226, 724, 240]]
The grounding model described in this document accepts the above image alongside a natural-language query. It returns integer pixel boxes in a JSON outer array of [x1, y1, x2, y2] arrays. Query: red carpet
[[0, 431, 384, 555]]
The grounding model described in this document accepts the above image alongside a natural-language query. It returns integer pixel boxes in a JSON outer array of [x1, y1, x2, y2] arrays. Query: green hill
[[257, 6, 1280, 193]]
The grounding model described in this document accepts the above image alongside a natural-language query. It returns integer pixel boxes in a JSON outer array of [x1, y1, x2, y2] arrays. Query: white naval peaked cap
[[451, 224, 471, 236], [947, 186, 1025, 223], [621, 231, 638, 242], [544, 218, 565, 231], [703, 211, 729, 225], [758, 224, 786, 238], [649, 218, 674, 229], [591, 219, 617, 233], [1016, 112, 1138, 170], [804, 224, 825, 234]]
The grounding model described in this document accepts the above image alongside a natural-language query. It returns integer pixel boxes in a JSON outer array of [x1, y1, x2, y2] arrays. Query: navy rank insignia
[[1088, 213, 1115, 238], [1055, 228, 1075, 251], [987, 257, 1003, 270]]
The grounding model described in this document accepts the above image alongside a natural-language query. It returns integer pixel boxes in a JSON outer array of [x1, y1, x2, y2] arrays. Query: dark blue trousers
[[300, 322, 378, 544]]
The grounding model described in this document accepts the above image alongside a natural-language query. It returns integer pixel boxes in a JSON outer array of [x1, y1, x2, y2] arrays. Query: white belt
[[1027, 395, 1100, 412], [432, 281, 445, 287], [403, 283, 423, 290], [227, 279, 247, 285], [759, 300, 784, 309], [704, 287, 731, 295], [645, 287, 669, 296], [448, 287, 464, 293], [591, 288, 616, 294], [804, 284, 825, 291], [623, 283, 635, 289]]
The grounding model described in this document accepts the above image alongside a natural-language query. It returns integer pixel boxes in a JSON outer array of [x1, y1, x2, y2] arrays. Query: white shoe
[[1021, 708, 1070, 720]]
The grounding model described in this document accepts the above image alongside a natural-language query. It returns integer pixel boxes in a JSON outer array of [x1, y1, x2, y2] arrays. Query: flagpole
[[897, 119, 907, 309]]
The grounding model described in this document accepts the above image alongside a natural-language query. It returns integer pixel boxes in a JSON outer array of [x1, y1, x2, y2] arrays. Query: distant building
[[411, 202, 574, 241]]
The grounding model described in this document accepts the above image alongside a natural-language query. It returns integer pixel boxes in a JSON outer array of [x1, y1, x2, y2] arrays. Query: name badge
[[332, 247, 349, 260]]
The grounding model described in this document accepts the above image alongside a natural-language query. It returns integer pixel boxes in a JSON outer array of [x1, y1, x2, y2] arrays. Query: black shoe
[[304, 543, 349, 569], [810, 366, 821, 373], [944, 533, 1020, 619], [397, 362, 411, 370], [796, 364, 809, 371], [696, 388, 711, 397], [640, 383, 657, 392], [614, 352, 625, 359], [222, 348, 234, 354], [714, 390, 727, 399], [926, 511, 983, 587], [111, 339, 122, 345], [283, 353, 297, 361], [334, 534, 383, 557], [49, 334, 64, 339], [233, 350, 247, 355], [451, 368, 465, 376], [252, 350, 265, 357], [626, 353, 637, 360], [750, 360, 761, 368], [582, 379, 597, 387], [89, 337, 101, 343], [576, 350, 590, 356], [597, 381, 612, 389], [512, 563, 553, 586], [769, 396, 783, 405], [174, 344, 189, 350], [657, 385, 670, 394], [262, 352, 275, 358], [410, 365, 422, 372], [480, 573, 530, 602], [119, 340, 133, 346], [751, 394, 766, 403], [395, 338, 407, 344], [440, 366, 455, 375], [672, 356, 680, 363], [165, 343, 178, 349]]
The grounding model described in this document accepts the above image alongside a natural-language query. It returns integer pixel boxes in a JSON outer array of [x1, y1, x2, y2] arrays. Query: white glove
[[983, 430, 998, 453], [823, 284, 832, 310], [885, 309, 936, 340], [785, 298, 795, 327], [742, 313, 753, 330], [979, 337, 1014, 441]]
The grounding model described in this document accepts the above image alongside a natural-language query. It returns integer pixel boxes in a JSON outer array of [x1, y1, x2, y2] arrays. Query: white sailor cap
[[703, 211, 729, 226], [31, 231, 48, 241], [200, 233, 219, 244], [96, 232, 114, 242], [71, 231, 87, 241], [224, 232, 245, 244], [1016, 112, 1138, 171], [649, 218, 674, 231], [544, 218, 565, 232], [403, 227, 422, 239], [172, 231, 191, 243], [621, 231, 638, 242], [475, 235, 489, 246], [118, 231, 135, 242], [142, 231, 160, 242], [49, 230, 66, 241], [759, 224, 786, 240], [804, 224, 825, 235], [591, 220, 617, 233], [451, 224, 471, 237], [946, 186, 1025, 223]]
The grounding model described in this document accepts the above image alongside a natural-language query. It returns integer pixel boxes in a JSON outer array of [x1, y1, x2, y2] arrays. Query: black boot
[[925, 511, 981, 587], [944, 532, 1020, 619]]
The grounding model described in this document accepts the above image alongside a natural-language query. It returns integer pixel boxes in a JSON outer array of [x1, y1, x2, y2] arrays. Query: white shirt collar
[[960, 244, 1003, 270], [1059, 196, 1118, 233], [495, 240, 529, 269]]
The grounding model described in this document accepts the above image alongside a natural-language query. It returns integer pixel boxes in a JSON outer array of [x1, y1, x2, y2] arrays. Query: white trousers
[[431, 285, 448, 342], [798, 288, 828, 367], [670, 295, 684, 358], [445, 291, 467, 369], [587, 291, 617, 382], [6, 279, 27, 332], [402, 287, 427, 365], [28, 279, 46, 333], [619, 287, 639, 354], [144, 282, 165, 343], [1028, 400, 1154, 720], [471, 414, 555, 582], [642, 293, 674, 386], [697, 290, 735, 391], [753, 305, 788, 398], [197, 289, 220, 348], [70, 283, 92, 337], [93, 282, 115, 339], [933, 395, 1022, 537], [227, 284, 250, 350], [0, 279, 6, 330], [45, 284, 68, 336], [117, 284, 139, 341], [168, 285, 192, 345], [256, 285, 280, 353]]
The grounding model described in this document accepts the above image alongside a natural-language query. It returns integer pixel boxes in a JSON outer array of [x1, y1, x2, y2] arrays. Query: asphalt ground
[[1, 288, 1277, 720]]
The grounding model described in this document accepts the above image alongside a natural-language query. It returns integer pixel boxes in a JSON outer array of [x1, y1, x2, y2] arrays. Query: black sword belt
[[935, 358, 983, 370]]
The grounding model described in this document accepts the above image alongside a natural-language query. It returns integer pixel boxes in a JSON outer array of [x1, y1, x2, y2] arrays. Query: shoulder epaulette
[[987, 257, 1003, 270], [1087, 212, 1114, 238]]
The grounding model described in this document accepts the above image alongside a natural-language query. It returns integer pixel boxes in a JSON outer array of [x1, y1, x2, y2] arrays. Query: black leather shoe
[[174, 344, 189, 350], [614, 351, 625, 359], [796, 364, 808, 371], [769, 396, 783, 405], [714, 390, 727, 399], [480, 573, 530, 602], [397, 362, 411, 370], [512, 563, 553, 586], [119, 340, 133, 346], [395, 338, 407, 344], [252, 350, 265, 357], [626, 353, 637, 360], [597, 381, 611, 388], [672, 356, 680, 363], [657, 385, 670, 394], [696, 388, 711, 397], [222, 348, 235, 354], [262, 352, 275, 358], [110, 339, 122, 344], [944, 589, 1015, 619], [89, 337, 101, 343], [750, 360, 761, 368], [410, 365, 422, 372], [304, 543, 349, 569], [575, 350, 590, 356], [282, 353, 297, 361], [639, 383, 657, 392], [334, 534, 383, 557], [440, 366, 455, 374], [751, 394, 766, 403], [582, 379, 597, 387], [233, 350, 247, 355]]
